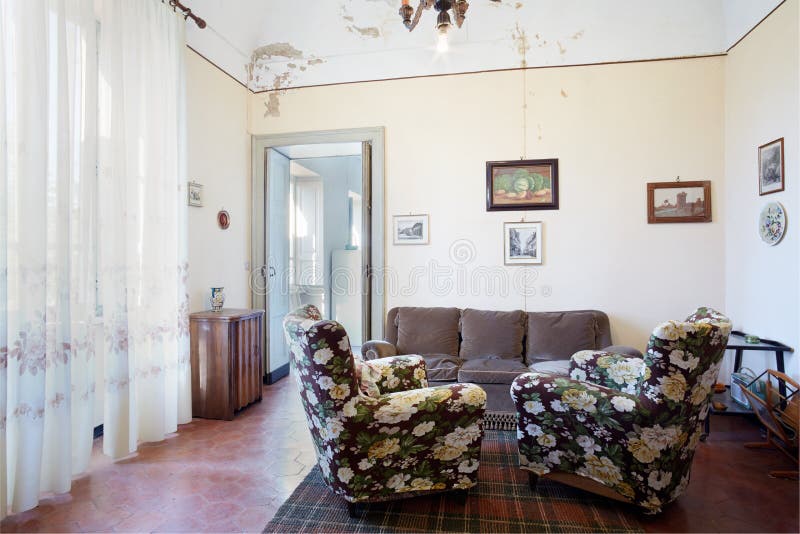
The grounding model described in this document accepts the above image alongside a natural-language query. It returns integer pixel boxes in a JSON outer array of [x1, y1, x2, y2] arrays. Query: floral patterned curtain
[[95, 0, 191, 461], [1, 0, 191, 519]]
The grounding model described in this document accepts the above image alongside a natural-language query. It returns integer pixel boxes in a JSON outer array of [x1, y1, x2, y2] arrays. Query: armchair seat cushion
[[458, 357, 530, 384], [601, 345, 644, 358], [570, 351, 648, 395], [422, 354, 463, 381]]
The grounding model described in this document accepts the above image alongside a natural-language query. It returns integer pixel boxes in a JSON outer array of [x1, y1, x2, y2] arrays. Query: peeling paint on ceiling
[[183, 0, 783, 91]]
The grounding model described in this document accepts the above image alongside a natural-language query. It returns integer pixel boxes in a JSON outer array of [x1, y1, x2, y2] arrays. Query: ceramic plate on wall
[[759, 201, 786, 246]]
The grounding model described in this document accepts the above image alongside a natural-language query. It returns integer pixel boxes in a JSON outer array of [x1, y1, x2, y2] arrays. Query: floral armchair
[[511, 307, 732, 513], [283, 305, 487, 515]]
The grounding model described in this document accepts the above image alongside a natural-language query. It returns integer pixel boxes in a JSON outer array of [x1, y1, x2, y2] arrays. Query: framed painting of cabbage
[[486, 159, 559, 211]]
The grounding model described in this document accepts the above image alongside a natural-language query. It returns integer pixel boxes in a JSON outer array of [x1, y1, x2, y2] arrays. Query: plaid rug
[[264, 430, 644, 533]]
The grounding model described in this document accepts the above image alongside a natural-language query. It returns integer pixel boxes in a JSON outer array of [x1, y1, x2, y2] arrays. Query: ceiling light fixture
[[400, 0, 469, 51]]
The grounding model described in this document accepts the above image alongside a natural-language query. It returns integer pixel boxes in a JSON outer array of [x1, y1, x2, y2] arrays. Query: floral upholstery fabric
[[512, 307, 732, 513], [569, 351, 648, 395], [358, 356, 429, 396], [284, 306, 487, 503]]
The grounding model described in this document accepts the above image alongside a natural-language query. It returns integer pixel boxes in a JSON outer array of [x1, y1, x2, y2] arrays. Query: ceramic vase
[[210, 287, 225, 312]]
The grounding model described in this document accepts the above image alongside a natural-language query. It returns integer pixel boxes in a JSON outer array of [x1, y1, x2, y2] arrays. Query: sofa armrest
[[569, 350, 648, 395], [361, 340, 398, 360], [361, 355, 428, 394]]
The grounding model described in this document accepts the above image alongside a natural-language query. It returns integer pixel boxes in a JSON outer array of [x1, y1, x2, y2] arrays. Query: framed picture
[[759, 138, 785, 196], [487, 159, 559, 211], [647, 180, 712, 223], [503, 221, 542, 265], [188, 182, 203, 207], [393, 214, 429, 245]]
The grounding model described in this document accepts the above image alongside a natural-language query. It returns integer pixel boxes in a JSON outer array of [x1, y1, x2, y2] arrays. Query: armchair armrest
[[361, 355, 428, 394], [362, 340, 398, 360], [329, 383, 487, 499], [569, 350, 648, 395]]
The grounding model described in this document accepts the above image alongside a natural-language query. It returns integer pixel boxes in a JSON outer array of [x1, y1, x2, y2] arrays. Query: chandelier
[[399, 0, 469, 52]]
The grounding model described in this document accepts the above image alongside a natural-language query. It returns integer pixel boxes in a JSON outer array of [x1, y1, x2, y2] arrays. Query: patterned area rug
[[264, 430, 644, 533]]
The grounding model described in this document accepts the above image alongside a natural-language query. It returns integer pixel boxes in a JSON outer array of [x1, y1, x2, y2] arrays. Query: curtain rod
[[164, 0, 206, 29]]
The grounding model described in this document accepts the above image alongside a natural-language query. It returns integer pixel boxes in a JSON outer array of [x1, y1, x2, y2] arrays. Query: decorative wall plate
[[759, 201, 786, 246], [217, 210, 230, 230]]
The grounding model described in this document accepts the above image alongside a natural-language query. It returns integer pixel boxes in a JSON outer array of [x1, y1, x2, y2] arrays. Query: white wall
[[186, 49, 251, 312], [724, 0, 799, 380], [248, 57, 727, 348]]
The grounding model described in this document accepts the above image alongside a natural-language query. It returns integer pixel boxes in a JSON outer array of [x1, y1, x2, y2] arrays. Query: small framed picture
[[393, 214, 429, 245], [188, 182, 203, 207], [647, 181, 711, 223], [487, 159, 559, 211], [504, 221, 542, 265], [759, 138, 785, 196]]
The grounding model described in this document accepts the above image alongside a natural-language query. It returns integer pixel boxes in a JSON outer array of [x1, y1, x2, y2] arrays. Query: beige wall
[[248, 57, 727, 347], [724, 0, 799, 380], [186, 49, 251, 312]]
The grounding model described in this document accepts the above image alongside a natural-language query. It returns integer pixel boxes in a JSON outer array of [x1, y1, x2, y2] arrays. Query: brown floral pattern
[[284, 305, 487, 503], [512, 307, 731, 513]]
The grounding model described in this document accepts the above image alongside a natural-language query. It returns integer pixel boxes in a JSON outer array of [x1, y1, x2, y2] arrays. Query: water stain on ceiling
[[184, 0, 783, 92]]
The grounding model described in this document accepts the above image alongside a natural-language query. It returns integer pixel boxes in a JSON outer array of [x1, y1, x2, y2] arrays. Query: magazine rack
[[739, 370, 799, 479]]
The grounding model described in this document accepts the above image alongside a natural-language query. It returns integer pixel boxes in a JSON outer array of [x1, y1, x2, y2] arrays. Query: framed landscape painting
[[759, 137, 785, 196], [487, 159, 559, 211], [503, 221, 542, 265], [393, 214, 429, 245], [647, 180, 712, 223]]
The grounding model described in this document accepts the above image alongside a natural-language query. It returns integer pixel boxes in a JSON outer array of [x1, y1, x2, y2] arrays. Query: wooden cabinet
[[190, 308, 264, 420]]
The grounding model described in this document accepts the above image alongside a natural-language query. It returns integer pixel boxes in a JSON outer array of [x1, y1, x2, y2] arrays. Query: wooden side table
[[190, 308, 264, 420]]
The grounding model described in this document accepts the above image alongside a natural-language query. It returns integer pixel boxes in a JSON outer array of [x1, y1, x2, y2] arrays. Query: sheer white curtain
[[96, 0, 191, 460], [0, 0, 98, 519], [1, 0, 191, 519]]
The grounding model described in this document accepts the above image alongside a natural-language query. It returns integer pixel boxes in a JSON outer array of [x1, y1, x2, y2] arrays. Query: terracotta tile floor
[[2, 379, 798, 533]]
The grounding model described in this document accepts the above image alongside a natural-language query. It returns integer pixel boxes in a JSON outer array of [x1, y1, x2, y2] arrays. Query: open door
[[252, 129, 385, 382], [265, 148, 291, 382], [361, 141, 372, 342]]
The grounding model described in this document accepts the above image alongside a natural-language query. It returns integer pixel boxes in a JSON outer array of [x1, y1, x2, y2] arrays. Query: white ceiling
[[183, 0, 782, 92]]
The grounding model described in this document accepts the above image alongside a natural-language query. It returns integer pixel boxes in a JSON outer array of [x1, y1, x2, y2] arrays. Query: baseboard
[[264, 362, 290, 385], [93, 424, 104, 439]]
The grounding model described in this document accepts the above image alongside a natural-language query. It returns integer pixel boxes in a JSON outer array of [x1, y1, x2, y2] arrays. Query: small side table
[[190, 308, 264, 420], [705, 330, 794, 437]]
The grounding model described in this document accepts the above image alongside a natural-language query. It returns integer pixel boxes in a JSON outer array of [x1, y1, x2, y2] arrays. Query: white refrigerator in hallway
[[330, 248, 362, 348]]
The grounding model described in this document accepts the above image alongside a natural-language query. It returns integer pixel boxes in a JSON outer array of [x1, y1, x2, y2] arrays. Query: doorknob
[[269, 266, 276, 278]]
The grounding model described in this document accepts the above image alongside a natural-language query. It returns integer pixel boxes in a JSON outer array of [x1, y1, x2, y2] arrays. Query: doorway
[[252, 128, 385, 383]]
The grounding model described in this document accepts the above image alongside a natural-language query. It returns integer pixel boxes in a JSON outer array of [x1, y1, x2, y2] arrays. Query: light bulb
[[437, 31, 449, 53]]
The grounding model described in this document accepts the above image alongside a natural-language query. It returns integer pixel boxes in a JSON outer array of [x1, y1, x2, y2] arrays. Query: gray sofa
[[363, 306, 638, 418]]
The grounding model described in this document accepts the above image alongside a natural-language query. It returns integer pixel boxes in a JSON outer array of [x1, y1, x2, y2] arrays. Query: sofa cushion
[[458, 358, 529, 384], [459, 308, 526, 361], [395, 307, 461, 357], [526, 311, 597, 363], [528, 359, 570, 375], [421, 354, 463, 381]]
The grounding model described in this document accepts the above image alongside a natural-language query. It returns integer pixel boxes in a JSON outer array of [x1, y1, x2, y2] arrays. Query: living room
[[1, 0, 799, 532]]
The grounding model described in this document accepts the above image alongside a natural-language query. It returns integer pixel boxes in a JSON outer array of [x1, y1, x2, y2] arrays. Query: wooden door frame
[[251, 127, 386, 381]]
